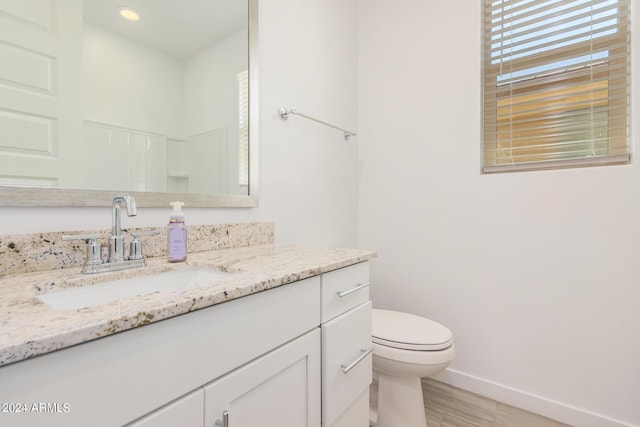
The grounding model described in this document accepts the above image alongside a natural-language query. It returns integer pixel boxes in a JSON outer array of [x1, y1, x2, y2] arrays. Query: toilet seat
[[372, 309, 453, 351]]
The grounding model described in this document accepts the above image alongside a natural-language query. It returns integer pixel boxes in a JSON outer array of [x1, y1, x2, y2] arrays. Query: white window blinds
[[482, 0, 630, 173], [238, 69, 249, 186]]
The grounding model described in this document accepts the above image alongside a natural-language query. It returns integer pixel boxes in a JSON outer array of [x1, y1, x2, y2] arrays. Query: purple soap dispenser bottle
[[167, 201, 187, 262]]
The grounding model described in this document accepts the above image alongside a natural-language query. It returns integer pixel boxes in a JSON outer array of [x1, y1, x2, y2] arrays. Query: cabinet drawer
[[321, 301, 372, 426], [321, 261, 370, 322]]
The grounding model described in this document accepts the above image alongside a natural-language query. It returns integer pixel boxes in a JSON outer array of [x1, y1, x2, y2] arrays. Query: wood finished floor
[[421, 378, 573, 427]]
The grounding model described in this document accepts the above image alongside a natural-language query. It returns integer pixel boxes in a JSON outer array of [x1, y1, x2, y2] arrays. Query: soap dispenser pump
[[167, 201, 187, 262]]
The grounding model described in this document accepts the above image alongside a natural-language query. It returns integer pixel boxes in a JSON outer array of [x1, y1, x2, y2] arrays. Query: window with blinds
[[482, 0, 630, 173], [238, 69, 249, 186]]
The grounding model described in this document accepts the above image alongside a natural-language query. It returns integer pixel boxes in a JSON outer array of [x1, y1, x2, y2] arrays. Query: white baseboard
[[432, 369, 635, 427]]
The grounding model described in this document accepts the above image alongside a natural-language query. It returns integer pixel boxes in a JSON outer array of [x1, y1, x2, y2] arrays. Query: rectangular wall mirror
[[0, 0, 258, 207]]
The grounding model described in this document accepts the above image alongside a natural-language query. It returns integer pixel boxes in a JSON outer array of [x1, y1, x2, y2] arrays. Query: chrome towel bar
[[279, 107, 357, 141]]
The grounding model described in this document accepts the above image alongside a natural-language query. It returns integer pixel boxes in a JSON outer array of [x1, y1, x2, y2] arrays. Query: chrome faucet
[[62, 195, 158, 274], [109, 195, 137, 263]]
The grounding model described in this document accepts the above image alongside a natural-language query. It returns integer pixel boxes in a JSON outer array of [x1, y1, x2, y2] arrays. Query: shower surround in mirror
[[0, 0, 249, 196]]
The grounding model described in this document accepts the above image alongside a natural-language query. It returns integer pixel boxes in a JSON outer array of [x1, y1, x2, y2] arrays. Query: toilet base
[[370, 373, 427, 427]]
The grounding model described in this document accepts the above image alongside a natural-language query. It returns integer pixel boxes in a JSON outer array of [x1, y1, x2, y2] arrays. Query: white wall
[[185, 29, 247, 135], [82, 21, 185, 137], [0, 0, 359, 249], [358, 1, 640, 426], [185, 29, 248, 195]]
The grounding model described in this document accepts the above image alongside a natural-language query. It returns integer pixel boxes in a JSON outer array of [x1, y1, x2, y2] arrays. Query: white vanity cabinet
[[0, 261, 373, 427], [321, 262, 373, 427], [0, 277, 320, 427]]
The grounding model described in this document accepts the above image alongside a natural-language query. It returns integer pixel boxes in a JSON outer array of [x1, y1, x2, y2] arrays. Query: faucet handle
[[129, 230, 160, 261], [62, 233, 100, 242], [62, 234, 103, 268]]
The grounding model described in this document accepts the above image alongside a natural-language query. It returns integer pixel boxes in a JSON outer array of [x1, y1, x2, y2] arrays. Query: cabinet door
[[127, 389, 203, 427], [204, 328, 321, 427]]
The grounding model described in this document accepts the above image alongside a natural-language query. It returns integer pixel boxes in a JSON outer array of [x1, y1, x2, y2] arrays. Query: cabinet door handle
[[341, 348, 373, 374], [215, 411, 229, 427], [337, 282, 370, 298]]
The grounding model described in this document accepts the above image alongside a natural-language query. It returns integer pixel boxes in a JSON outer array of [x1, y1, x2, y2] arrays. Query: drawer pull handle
[[341, 348, 373, 374], [337, 282, 370, 298], [215, 410, 229, 427]]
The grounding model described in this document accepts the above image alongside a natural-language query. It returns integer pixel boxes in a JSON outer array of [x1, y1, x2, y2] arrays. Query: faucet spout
[[111, 195, 137, 236], [109, 195, 137, 262]]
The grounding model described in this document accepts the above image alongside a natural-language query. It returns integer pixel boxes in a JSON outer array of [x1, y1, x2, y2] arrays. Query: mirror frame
[[0, 0, 258, 208]]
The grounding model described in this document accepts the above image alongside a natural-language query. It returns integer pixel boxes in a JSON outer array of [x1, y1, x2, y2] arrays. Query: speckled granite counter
[[0, 222, 275, 276], [0, 244, 376, 367]]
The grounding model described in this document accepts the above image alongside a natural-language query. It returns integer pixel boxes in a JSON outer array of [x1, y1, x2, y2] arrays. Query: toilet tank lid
[[372, 309, 453, 350]]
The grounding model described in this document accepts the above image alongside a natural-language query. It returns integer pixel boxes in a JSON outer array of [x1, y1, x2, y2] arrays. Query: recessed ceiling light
[[117, 6, 140, 21]]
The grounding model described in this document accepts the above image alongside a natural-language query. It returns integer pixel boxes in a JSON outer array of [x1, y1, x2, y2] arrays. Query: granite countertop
[[0, 244, 376, 367]]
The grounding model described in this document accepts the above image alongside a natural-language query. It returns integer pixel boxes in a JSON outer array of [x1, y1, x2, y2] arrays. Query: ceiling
[[83, 0, 247, 59]]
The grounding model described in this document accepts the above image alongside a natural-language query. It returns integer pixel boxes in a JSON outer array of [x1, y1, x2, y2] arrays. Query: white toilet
[[370, 309, 455, 427]]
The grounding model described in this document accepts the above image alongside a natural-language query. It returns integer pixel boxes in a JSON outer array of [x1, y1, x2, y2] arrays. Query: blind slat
[[488, 11, 620, 51], [482, 154, 629, 173], [486, 36, 627, 75], [485, 57, 629, 90], [484, 0, 617, 24]]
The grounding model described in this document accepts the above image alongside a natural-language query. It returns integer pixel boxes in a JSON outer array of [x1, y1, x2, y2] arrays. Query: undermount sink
[[37, 268, 229, 310]]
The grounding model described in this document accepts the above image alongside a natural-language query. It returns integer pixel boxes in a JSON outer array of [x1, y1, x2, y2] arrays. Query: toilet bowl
[[370, 309, 454, 427]]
